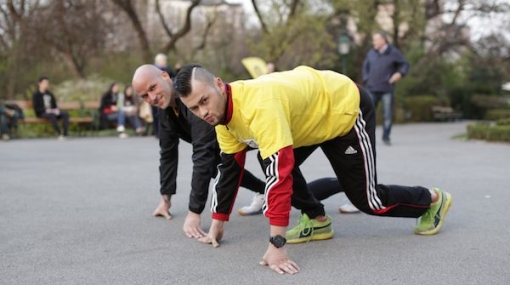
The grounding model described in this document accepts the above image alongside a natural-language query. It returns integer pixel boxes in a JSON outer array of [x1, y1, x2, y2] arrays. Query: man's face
[[180, 78, 226, 126], [112, 84, 119, 93], [133, 71, 174, 109], [372, 34, 386, 51], [39, 79, 49, 91]]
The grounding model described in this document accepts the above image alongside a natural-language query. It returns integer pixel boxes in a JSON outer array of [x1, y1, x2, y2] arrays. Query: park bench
[[431, 106, 462, 122], [5, 100, 100, 135]]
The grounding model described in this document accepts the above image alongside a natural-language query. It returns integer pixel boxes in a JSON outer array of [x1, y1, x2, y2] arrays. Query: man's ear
[[216, 77, 224, 92]]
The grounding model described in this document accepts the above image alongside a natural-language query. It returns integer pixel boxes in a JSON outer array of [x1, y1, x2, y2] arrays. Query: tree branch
[[288, 0, 300, 19], [112, 0, 152, 63], [251, 0, 269, 34], [162, 0, 201, 53], [194, 10, 218, 52], [156, 0, 174, 37]]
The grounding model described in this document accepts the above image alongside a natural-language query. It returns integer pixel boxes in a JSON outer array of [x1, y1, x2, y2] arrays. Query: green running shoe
[[414, 188, 452, 235], [286, 214, 334, 244]]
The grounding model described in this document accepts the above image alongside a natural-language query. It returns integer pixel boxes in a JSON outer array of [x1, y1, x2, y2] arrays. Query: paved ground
[[1, 122, 509, 285]]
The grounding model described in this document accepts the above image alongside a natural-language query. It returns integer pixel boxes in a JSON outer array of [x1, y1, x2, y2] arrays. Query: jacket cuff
[[212, 213, 230, 222], [188, 206, 203, 215], [269, 216, 289, 227]]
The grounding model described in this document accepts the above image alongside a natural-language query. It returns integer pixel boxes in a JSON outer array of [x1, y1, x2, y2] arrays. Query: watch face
[[270, 235, 286, 248]]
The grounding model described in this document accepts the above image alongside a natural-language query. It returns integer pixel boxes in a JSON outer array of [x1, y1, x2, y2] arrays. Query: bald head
[[133, 64, 163, 84], [132, 64, 174, 109]]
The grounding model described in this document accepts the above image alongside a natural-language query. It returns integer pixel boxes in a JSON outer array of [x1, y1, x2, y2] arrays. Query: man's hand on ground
[[183, 211, 206, 238], [198, 219, 224, 248], [260, 245, 300, 275], [152, 195, 171, 220]]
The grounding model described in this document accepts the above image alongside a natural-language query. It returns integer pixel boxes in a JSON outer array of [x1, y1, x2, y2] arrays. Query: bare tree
[[111, 0, 152, 63], [112, 0, 201, 63], [0, 0, 41, 99], [413, 0, 510, 70], [30, 0, 110, 79]]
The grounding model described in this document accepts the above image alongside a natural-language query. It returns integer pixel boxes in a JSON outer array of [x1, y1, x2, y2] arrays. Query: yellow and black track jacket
[[212, 66, 360, 226]]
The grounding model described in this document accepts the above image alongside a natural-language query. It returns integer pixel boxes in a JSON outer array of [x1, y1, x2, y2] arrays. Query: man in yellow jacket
[[173, 64, 452, 275]]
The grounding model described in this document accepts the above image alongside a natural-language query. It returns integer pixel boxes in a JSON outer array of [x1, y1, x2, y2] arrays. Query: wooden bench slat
[[7, 100, 98, 127], [6, 100, 99, 110]]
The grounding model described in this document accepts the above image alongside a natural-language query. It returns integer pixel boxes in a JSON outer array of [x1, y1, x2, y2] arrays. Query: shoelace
[[298, 216, 314, 242]]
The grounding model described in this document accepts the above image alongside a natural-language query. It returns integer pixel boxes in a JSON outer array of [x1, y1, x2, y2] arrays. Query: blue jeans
[[370, 91, 393, 142], [107, 110, 142, 130], [106, 110, 126, 127]]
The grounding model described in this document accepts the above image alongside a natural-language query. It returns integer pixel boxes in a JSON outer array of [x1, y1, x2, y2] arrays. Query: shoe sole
[[415, 191, 452, 235], [286, 230, 335, 244], [237, 209, 263, 216], [339, 208, 361, 214]]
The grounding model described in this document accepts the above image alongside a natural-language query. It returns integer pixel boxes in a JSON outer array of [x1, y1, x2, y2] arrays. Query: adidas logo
[[345, 146, 357, 155]]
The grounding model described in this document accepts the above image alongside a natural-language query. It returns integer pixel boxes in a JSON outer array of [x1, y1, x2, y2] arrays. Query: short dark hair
[[374, 31, 389, 43], [174, 63, 216, 97], [38, 76, 49, 83]]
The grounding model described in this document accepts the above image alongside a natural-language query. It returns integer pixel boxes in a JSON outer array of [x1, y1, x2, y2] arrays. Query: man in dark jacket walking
[[33, 77, 69, 140], [362, 31, 409, 145]]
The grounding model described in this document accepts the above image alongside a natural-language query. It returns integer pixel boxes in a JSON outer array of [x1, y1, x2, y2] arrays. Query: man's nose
[[148, 92, 157, 102], [199, 106, 208, 118]]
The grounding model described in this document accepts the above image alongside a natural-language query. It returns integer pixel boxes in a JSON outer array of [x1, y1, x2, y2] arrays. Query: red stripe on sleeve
[[264, 146, 294, 227]]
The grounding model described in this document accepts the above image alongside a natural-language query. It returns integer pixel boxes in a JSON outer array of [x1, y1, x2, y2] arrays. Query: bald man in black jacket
[[133, 65, 266, 238]]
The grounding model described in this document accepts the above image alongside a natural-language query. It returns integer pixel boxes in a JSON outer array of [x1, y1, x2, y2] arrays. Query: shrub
[[467, 123, 489, 140], [496, 118, 510, 126], [467, 122, 510, 142], [404, 96, 448, 122], [470, 95, 508, 109], [52, 74, 117, 102], [485, 109, 510, 121]]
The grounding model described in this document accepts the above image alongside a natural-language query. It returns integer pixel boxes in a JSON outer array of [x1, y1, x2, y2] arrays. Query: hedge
[[496, 118, 510, 126], [404, 96, 449, 122], [467, 122, 510, 142], [485, 109, 510, 121]]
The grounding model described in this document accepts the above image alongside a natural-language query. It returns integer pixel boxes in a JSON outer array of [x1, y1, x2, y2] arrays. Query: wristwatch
[[269, 235, 286, 248]]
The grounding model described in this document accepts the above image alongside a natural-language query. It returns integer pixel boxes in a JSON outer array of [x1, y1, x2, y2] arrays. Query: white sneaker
[[2, 134, 10, 141], [119, 133, 128, 139], [116, 125, 125, 132], [58, 135, 67, 141], [339, 202, 360, 213], [238, 193, 265, 216]]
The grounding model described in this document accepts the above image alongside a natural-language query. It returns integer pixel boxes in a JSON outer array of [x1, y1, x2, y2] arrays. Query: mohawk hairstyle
[[174, 63, 216, 97]]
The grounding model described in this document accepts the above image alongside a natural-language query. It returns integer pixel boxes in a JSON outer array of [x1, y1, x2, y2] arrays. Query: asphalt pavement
[[1, 122, 509, 285]]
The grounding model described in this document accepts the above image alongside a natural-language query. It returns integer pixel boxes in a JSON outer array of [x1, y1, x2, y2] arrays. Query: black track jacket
[[158, 98, 220, 214]]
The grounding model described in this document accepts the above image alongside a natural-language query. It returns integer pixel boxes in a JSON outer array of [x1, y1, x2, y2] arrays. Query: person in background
[[362, 31, 409, 145], [152, 53, 176, 138], [99, 82, 128, 138], [117, 85, 145, 135], [266, 62, 277, 73], [0, 100, 10, 141], [32, 77, 69, 140], [174, 62, 183, 74]]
